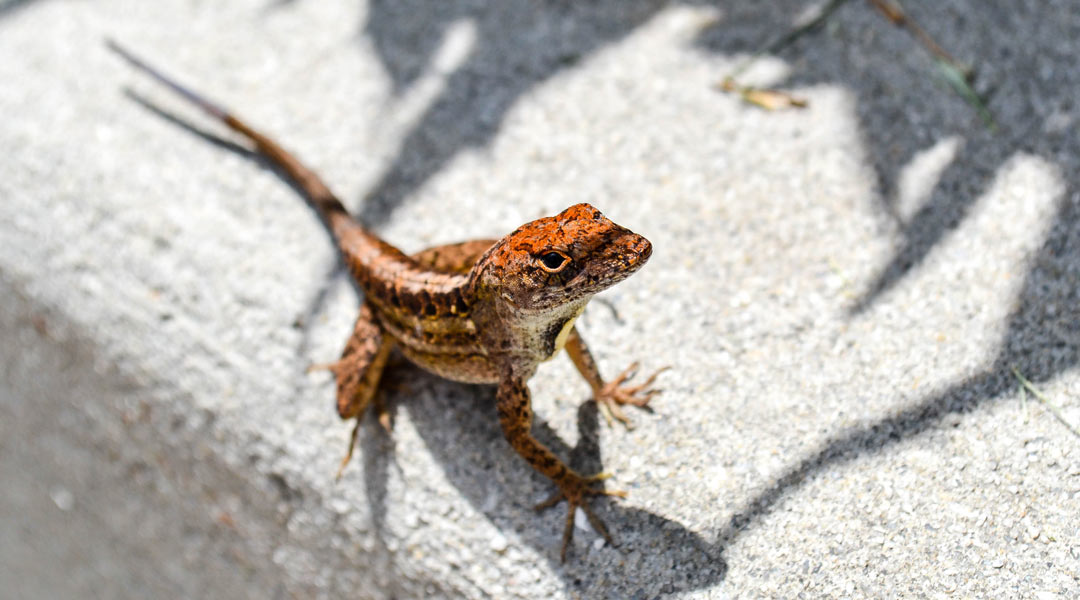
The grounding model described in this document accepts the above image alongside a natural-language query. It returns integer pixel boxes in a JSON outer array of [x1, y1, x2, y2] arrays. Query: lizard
[[108, 40, 666, 562]]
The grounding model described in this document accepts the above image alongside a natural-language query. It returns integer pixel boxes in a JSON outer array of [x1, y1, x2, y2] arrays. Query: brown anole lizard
[[108, 40, 665, 562]]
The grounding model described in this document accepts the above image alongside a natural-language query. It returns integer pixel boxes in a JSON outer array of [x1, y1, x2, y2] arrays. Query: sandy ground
[[1, 0, 1078, 598]]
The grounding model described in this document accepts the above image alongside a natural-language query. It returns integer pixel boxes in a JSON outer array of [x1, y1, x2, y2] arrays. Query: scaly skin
[[109, 40, 665, 562]]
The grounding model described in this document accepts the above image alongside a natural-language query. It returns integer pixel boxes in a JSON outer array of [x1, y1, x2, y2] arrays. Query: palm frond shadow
[[123, 1, 1077, 591]]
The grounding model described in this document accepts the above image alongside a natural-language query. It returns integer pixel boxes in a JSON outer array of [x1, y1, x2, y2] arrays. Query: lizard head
[[470, 203, 652, 312]]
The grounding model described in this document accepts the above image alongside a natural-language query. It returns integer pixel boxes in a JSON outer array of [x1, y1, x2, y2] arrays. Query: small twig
[[867, 0, 960, 68], [867, 0, 996, 129], [1011, 366, 1080, 439]]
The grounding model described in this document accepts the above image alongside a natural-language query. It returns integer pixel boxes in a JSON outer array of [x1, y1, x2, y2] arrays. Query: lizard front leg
[[564, 327, 668, 427], [496, 376, 626, 562], [322, 302, 395, 478]]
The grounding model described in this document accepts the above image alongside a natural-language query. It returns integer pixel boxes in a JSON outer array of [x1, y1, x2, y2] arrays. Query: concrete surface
[[2, 0, 1078, 598]]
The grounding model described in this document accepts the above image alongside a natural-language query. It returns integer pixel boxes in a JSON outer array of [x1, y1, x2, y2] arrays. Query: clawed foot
[[535, 472, 628, 562], [595, 362, 670, 427]]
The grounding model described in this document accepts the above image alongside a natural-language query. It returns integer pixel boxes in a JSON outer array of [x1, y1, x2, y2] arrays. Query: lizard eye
[[539, 251, 570, 273]]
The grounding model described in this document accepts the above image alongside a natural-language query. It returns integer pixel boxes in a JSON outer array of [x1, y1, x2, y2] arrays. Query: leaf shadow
[[120, 0, 1079, 592], [692, 0, 1080, 543], [354, 0, 682, 226]]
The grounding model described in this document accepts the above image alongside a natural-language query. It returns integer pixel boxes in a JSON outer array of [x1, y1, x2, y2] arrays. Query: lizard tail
[[106, 39, 355, 239]]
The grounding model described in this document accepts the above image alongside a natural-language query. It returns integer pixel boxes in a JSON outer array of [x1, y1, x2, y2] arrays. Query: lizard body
[[109, 40, 664, 562]]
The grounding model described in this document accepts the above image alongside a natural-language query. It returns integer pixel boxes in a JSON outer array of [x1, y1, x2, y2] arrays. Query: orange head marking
[[470, 203, 652, 311]]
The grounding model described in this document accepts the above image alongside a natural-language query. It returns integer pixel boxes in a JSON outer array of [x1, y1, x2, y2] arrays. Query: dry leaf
[[716, 78, 808, 111]]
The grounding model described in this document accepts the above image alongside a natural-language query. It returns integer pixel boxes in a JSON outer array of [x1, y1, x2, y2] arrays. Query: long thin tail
[[106, 39, 354, 239]]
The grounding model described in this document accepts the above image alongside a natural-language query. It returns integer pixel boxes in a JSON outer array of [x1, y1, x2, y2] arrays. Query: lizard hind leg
[[323, 302, 395, 479]]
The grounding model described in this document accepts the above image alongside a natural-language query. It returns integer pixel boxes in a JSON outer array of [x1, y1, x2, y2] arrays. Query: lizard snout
[[631, 233, 652, 264], [613, 229, 652, 271], [579, 228, 652, 291]]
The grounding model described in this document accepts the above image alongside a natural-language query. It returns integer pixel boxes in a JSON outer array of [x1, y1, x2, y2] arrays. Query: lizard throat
[[544, 305, 586, 362]]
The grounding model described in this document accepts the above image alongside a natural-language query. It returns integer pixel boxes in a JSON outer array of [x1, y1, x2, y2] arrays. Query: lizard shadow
[[122, 90, 358, 378], [123, 91, 258, 162], [384, 371, 728, 594]]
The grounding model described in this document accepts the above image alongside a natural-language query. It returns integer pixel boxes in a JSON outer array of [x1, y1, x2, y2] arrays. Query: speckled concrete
[[2, 1, 1078, 598]]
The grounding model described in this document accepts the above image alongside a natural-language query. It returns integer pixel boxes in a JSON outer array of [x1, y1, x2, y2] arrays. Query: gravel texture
[[2, 0, 1078, 598]]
